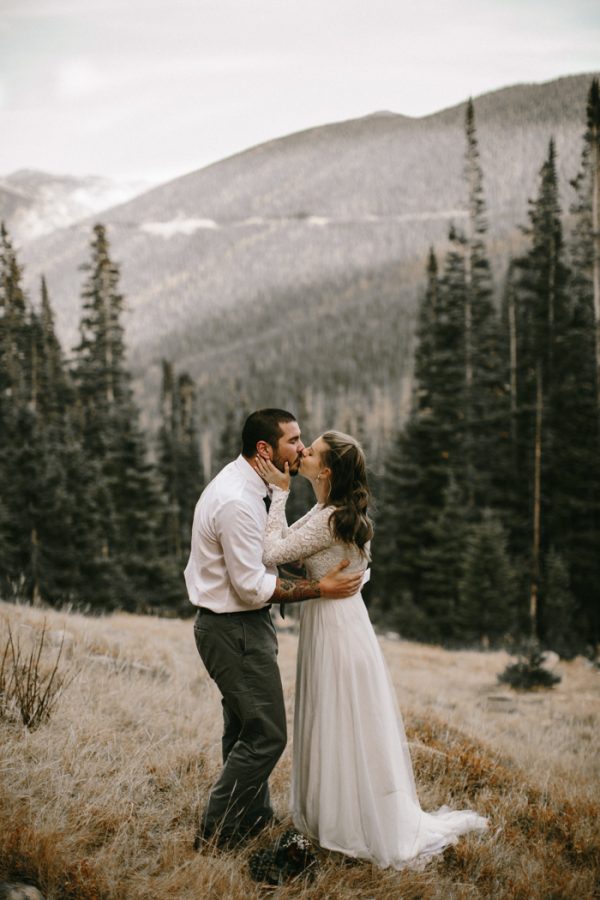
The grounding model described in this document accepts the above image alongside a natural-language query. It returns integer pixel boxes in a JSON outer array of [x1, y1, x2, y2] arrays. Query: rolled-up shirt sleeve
[[215, 499, 277, 607]]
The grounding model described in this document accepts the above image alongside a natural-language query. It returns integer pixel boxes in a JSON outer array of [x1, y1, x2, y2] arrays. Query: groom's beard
[[272, 451, 301, 477]]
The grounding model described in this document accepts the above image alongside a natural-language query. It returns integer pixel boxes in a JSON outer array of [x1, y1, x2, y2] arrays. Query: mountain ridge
[[14, 71, 598, 464]]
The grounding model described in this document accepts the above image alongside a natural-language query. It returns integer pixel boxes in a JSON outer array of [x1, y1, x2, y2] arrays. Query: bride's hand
[[254, 455, 291, 491]]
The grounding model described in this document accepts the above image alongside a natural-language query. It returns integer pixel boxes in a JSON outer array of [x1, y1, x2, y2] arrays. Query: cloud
[[56, 58, 105, 99], [1, 0, 598, 180], [52, 54, 287, 105], [2, 0, 120, 17]]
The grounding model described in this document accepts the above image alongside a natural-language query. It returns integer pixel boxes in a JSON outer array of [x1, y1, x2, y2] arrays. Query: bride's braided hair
[[321, 431, 374, 555]]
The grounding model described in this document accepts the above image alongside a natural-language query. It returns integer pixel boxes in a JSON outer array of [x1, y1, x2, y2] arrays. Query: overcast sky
[[1, 0, 599, 186]]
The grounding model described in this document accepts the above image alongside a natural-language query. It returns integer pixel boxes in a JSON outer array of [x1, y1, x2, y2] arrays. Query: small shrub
[[498, 643, 561, 690], [0, 620, 74, 728]]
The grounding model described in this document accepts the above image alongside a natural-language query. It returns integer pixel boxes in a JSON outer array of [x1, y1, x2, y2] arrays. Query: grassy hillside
[[1, 602, 598, 899]]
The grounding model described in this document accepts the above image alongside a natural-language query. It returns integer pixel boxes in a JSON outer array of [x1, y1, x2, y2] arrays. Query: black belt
[[197, 605, 272, 618]]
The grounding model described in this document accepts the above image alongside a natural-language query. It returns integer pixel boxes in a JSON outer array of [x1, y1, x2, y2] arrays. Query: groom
[[185, 408, 362, 849]]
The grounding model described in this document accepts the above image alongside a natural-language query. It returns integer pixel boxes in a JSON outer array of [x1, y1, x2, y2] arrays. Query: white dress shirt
[[184, 455, 278, 613]]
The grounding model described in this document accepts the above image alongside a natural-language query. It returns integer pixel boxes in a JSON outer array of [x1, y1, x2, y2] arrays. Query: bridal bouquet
[[248, 829, 318, 885]]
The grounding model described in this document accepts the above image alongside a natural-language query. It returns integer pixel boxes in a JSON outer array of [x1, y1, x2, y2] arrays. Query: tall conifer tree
[[457, 511, 516, 644], [375, 102, 502, 639], [158, 360, 203, 562], [512, 140, 571, 638], [73, 224, 178, 611], [460, 100, 503, 509], [373, 249, 451, 618], [570, 79, 600, 423], [0, 223, 28, 404], [0, 223, 34, 595], [561, 77, 600, 646]]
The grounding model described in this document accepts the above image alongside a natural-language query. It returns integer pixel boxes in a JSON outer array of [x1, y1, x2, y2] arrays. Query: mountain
[[0, 169, 150, 244], [17, 73, 598, 471]]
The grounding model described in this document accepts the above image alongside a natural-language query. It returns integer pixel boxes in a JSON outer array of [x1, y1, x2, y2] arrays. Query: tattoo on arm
[[271, 577, 321, 604]]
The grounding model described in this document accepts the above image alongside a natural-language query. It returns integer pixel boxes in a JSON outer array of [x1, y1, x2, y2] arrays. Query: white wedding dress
[[263, 487, 488, 869]]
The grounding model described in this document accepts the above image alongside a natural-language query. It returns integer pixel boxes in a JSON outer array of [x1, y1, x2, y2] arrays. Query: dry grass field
[[0, 600, 598, 899]]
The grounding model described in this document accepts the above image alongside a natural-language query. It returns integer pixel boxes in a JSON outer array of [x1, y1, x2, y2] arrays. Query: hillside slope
[[17, 73, 597, 459]]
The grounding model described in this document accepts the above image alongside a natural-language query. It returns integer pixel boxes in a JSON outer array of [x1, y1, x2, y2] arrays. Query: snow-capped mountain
[[0, 169, 151, 244]]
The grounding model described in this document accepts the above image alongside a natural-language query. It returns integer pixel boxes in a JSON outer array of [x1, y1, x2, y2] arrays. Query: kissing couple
[[184, 408, 487, 869]]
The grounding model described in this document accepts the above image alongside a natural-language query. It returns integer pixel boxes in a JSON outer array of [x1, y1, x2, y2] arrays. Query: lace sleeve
[[265, 497, 317, 539], [263, 487, 334, 566], [264, 486, 317, 537], [289, 503, 321, 532]]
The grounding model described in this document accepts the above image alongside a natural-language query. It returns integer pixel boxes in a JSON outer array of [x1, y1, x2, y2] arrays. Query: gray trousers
[[194, 606, 287, 835]]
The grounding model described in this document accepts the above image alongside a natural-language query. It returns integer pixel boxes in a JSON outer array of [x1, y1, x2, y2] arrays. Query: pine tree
[[460, 100, 504, 509], [496, 261, 523, 548], [373, 250, 454, 620], [73, 224, 179, 611], [420, 477, 470, 643], [570, 78, 600, 423], [375, 227, 487, 634], [374, 220, 488, 635], [542, 550, 577, 658], [21, 279, 85, 605], [0, 266, 89, 607], [214, 405, 244, 474], [372, 416, 439, 619], [502, 262, 519, 460], [158, 360, 203, 562], [563, 78, 600, 648], [63, 431, 128, 610], [458, 511, 516, 645], [0, 222, 187, 612], [37, 276, 73, 422], [414, 248, 442, 415], [0, 222, 29, 405], [375, 101, 509, 643], [0, 223, 33, 596], [75, 224, 127, 415], [512, 140, 572, 638], [436, 227, 470, 481]]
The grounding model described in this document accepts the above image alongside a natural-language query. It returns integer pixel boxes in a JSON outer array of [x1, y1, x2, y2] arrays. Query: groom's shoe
[[194, 816, 281, 852], [193, 820, 231, 852], [193, 826, 245, 852], [244, 813, 282, 836], [226, 814, 281, 846]]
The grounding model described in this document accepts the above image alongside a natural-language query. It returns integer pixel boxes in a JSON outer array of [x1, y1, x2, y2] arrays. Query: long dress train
[[262, 487, 488, 870]]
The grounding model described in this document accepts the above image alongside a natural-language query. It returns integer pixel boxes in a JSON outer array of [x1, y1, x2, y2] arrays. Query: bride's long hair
[[321, 431, 374, 554]]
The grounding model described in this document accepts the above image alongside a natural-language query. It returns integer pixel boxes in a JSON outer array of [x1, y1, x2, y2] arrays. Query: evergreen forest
[[374, 80, 600, 657], [0, 223, 201, 616], [1, 80, 598, 656]]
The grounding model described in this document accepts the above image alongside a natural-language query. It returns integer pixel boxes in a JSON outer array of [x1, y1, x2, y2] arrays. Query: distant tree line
[[0, 223, 202, 614], [373, 79, 600, 657]]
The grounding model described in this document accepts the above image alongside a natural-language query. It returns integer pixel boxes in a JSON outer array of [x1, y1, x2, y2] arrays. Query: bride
[[254, 430, 487, 869]]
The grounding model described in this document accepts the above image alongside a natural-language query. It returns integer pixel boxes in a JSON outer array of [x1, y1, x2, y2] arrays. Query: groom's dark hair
[[242, 408, 297, 456]]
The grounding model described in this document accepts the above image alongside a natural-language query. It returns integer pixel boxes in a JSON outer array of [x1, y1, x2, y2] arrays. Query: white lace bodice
[[262, 486, 367, 580]]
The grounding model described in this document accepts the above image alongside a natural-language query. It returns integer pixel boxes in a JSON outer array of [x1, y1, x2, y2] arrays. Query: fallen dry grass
[[0, 601, 598, 899]]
